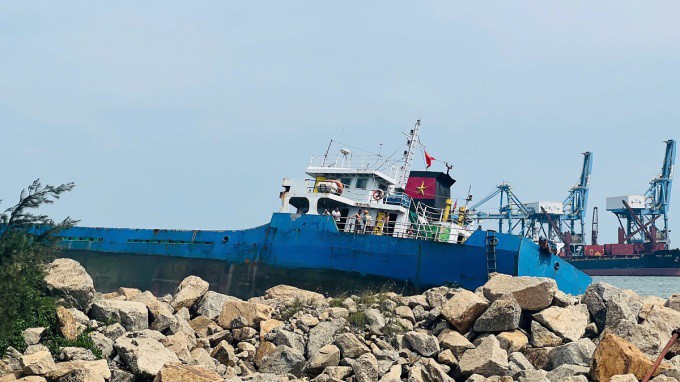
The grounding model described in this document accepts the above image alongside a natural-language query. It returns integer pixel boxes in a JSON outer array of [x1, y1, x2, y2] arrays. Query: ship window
[[222, 235, 229, 243], [356, 178, 368, 189], [554, 262, 560, 270], [340, 178, 351, 187], [378, 183, 387, 191]]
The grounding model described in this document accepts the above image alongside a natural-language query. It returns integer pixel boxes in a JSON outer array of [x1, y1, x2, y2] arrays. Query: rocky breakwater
[[1, 260, 680, 381]]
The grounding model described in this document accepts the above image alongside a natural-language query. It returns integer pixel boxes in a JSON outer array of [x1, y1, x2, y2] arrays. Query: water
[[592, 276, 679, 298]]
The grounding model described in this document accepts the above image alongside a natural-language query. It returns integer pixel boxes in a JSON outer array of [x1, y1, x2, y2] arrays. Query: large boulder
[[605, 291, 643, 328], [56, 306, 85, 341], [665, 293, 680, 312], [441, 290, 489, 332], [641, 305, 680, 355], [44, 259, 95, 311], [196, 291, 239, 321], [603, 319, 663, 359], [114, 332, 180, 378], [20, 351, 55, 375], [45, 360, 111, 381], [548, 338, 596, 369], [306, 319, 344, 357], [497, 330, 529, 353], [153, 364, 222, 382], [438, 329, 475, 359], [259, 346, 305, 377], [22, 328, 45, 346], [129, 291, 176, 331], [272, 330, 306, 355], [349, 353, 379, 382], [473, 295, 522, 333], [210, 340, 236, 367], [404, 331, 440, 357], [364, 309, 386, 334], [264, 285, 325, 305], [590, 333, 668, 381], [530, 321, 562, 348], [482, 274, 557, 311], [335, 333, 370, 359], [581, 282, 621, 331], [304, 344, 340, 375], [532, 305, 589, 342], [90, 299, 149, 331], [217, 300, 272, 329], [458, 335, 509, 377], [171, 276, 209, 310]]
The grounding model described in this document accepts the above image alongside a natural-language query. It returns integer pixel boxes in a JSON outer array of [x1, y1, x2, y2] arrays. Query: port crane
[[466, 183, 531, 235], [606, 140, 676, 246]]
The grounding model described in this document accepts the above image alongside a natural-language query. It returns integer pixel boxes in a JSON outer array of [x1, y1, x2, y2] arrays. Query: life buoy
[[372, 189, 384, 201]]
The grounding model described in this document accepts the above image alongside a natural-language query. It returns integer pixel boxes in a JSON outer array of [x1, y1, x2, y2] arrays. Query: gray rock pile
[[1, 260, 679, 382]]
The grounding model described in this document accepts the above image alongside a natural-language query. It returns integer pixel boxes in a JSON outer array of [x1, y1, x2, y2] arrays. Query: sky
[[1, 1, 679, 244]]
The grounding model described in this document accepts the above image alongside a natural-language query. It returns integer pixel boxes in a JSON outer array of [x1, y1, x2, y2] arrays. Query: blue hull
[[57, 213, 591, 295]]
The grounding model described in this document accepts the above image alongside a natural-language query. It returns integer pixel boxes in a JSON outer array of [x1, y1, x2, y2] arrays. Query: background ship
[[55, 122, 591, 297]]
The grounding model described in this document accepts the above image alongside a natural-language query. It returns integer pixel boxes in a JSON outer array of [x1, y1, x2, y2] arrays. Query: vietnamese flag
[[424, 150, 435, 169], [405, 176, 437, 200]]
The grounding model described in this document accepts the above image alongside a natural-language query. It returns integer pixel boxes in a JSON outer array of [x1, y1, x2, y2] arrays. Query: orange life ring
[[372, 189, 384, 201]]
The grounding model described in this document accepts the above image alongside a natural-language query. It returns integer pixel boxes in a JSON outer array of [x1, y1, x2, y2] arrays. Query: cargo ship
[[55, 121, 591, 296]]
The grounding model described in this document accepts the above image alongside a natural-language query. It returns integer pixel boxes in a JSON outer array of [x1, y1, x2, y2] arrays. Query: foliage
[[0, 179, 83, 356], [347, 311, 368, 329], [279, 297, 305, 321]]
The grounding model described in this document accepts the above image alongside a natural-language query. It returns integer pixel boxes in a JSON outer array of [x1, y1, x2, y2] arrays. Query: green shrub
[[348, 311, 368, 329]]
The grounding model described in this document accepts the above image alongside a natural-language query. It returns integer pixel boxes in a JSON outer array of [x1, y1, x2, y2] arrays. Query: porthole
[[222, 235, 230, 243], [554, 262, 560, 270]]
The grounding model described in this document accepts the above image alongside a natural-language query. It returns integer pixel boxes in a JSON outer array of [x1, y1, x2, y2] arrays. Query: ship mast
[[398, 119, 421, 189]]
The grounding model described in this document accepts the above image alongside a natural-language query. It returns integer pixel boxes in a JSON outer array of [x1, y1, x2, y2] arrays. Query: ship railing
[[308, 154, 401, 180], [332, 215, 469, 243], [304, 179, 412, 208]]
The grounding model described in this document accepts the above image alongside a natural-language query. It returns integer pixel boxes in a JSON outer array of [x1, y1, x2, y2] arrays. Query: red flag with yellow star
[[405, 176, 437, 200]]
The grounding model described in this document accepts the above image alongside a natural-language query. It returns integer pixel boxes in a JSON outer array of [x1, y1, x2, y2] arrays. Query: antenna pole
[[399, 120, 421, 189], [322, 139, 333, 166]]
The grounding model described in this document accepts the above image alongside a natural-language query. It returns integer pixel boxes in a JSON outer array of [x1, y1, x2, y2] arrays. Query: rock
[[45, 360, 110, 381], [364, 309, 386, 334], [304, 344, 340, 375], [610, 374, 639, 382], [25, 344, 50, 355], [322, 366, 352, 380], [603, 319, 663, 359], [153, 364, 223, 382], [591, 333, 668, 381], [530, 321, 562, 348], [438, 329, 475, 359], [548, 338, 596, 369], [56, 306, 84, 341], [259, 346, 305, 377], [114, 332, 180, 378], [404, 331, 440, 357], [438, 349, 458, 366], [497, 330, 529, 353], [20, 351, 55, 375], [421, 357, 455, 382], [473, 295, 522, 332], [508, 351, 535, 373], [59, 347, 96, 361], [189, 316, 220, 338], [581, 282, 621, 331], [237, 342, 256, 360], [441, 290, 490, 333], [171, 276, 209, 310], [90, 299, 149, 331], [161, 332, 196, 362], [44, 259, 95, 311], [254, 341, 276, 368], [307, 319, 344, 357], [56, 368, 105, 382], [299, 315, 319, 327], [546, 364, 590, 381], [349, 352, 379, 382], [552, 290, 576, 307], [210, 341, 237, 367], [259, 319, 284, 340], [465, 375, 487, 382], [129, 291, 176, 331], [459, 335, 510, 377], [379, 364, 402, 382], [516, 369, 548, 382], [102, 323, 126, 341], [273, 330, 306, 355], [217, 300, 272, 329], [2, 347, 22, 372], [88, 332, 114, 359], [395, 306, 415, 323], [605, 291, 643, 327], [532, 305, 588, 342], [482, 274, 557, 311], [665, 294, 680, 312], [265, 285, 325, 305], [641, 305, 680, 356], [22, 328, 45, 346], [640, 296, 667, 320], [523, 347, 553, 370], [196, 292, 239, 321], [335, 333, 370, 358]]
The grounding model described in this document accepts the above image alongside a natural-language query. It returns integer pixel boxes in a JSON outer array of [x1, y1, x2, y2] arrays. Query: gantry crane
[[606, 140, 676, 246]]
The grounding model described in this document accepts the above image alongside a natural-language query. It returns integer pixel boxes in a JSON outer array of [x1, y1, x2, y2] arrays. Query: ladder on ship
[[485, 230, 498, 278]]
